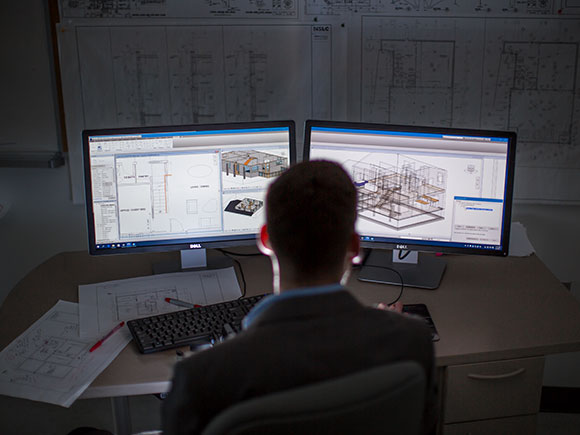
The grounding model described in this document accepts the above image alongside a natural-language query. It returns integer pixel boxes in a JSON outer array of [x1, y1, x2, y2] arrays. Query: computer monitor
[[304, 120, 516, 289], [83, 121, 295, 269]]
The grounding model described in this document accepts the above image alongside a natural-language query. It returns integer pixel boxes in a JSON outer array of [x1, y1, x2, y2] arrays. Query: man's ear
[[349, 232, 362, 264], [258, 224, 274, 256]]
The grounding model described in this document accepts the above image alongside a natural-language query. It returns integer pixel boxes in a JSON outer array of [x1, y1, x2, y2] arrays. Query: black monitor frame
[[83, 120, 296, 260]]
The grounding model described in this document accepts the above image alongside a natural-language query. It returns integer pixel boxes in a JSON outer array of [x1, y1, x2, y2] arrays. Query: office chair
[[201, 361, 426, 435]]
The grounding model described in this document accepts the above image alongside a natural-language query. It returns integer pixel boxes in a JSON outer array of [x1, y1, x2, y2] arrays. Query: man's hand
[[375, 301, 403, 313]]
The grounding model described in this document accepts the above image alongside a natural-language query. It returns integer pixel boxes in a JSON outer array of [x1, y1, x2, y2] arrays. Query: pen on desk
[[165, 298, 202, 309], [89, 321, 125, 353]]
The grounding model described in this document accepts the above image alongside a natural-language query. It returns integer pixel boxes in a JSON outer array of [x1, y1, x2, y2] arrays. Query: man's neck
[[279, 276, 342, 292]]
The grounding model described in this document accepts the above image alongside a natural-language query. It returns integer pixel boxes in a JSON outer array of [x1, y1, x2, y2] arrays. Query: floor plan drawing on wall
[[351, 154, 447, 230], [481, 18, 580, 169], [361, 17, 485, 128], [59, 0, 297, 18], [60, 23, 334, 203], [304, 0, 561, 15]]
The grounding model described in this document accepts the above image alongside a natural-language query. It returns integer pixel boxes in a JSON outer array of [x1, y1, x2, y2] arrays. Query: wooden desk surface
[[1, 249, 580, 398]]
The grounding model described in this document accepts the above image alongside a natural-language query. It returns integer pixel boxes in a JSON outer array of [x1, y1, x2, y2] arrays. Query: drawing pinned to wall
[[361, 17, 485, 127], [59, 23, 335, 203], [59, 0, 297, 18], [305, 0, 420, 15], [481, 18, 580, 170], [351, 154, 447, 230], [304, 0, 559, 15]]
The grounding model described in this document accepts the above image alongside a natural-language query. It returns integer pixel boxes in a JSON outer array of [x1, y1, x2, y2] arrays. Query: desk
[[2, 249, 580, 434]]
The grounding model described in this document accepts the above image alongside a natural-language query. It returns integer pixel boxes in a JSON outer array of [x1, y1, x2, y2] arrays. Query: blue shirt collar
[[242, 283, 345, 329]]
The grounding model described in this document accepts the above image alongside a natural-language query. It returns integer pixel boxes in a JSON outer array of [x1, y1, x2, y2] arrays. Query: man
[[162, 160, 436, 434]]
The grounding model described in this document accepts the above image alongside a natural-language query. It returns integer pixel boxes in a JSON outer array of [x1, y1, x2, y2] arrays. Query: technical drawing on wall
[[305, 0, 561, 15], [60, 23, 333, 203], [360, 17, 485, 127], [59, 0, 297, 18], [224, 198, 264, 216], [351, 154, 447, 230], [222, 150, 288, 179], [481, 18, 580, 169]]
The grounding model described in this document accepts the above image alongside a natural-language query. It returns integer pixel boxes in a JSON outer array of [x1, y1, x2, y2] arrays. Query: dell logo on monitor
[[396, 244, 408, 250], [189, 243, 202, 249]]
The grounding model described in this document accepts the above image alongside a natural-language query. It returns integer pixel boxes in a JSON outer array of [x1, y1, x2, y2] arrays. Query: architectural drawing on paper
[[352, 155, 447, 230], [115, 287, 179, 319], [225, 48, 270, 120], [59, 0, 296, 18], [9, 311, 87, 385], [225, 198, 264, 216], [496, 42, 576, 143], [304, 0, 558, 15], [222, 151, 288, 179], [481, 19, 580, 167], [360, 17, 485, 128], [305, 0, 420, 15], [364, 39, 455, 126]]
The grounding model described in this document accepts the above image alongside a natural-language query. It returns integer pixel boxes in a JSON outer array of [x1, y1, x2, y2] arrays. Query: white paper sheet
[[509, 221, 536, 257], [78, 267, 242, 338], [0, 301, 131, 407]]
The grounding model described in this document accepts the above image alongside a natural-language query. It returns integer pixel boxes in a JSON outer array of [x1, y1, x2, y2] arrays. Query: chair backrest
[[201, 361, 426, 435]]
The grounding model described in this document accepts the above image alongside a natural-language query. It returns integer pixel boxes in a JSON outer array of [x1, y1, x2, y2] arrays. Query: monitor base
[[153, 249, 235, 275], [358, 249, 446, 290]]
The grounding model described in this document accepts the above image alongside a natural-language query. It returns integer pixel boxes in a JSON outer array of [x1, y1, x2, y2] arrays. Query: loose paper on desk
[[0, 300, 131, 407], [78, 267, 241, 338]]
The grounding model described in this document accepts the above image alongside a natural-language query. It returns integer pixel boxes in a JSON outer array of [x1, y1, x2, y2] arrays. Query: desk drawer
[[444, 357, 544, 423]]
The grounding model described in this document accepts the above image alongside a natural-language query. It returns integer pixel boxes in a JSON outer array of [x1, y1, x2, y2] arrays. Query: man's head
[[259, 160, 359, 290]]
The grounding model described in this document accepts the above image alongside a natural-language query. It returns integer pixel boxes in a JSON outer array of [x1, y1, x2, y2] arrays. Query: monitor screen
[[304, 120, 516, 288], [83, 121, 295, 256]]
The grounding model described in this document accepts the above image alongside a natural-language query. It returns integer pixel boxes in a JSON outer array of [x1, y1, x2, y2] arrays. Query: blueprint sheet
[[59, 23, 337, 203], [0, 301, 131, 407], [78, 267, 241, 338]]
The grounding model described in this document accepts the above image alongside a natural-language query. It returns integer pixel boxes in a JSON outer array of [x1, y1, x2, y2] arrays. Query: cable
[[398, 249, 411, 261], [216, 248, 262, 257], [360, 264, 405, 306], [217, 249, 248, 298]]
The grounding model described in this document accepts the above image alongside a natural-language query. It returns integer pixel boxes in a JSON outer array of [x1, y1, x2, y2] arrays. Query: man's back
[[162, 289, 435, 435]]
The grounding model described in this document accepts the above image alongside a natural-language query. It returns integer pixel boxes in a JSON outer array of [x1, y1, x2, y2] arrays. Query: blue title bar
[[311, 127, 509, 143]]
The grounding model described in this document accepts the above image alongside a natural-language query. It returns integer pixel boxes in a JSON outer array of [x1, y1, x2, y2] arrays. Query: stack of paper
[[0, 267, 241, 407]]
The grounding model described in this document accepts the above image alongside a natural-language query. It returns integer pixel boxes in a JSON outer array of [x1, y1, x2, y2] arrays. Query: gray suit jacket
[[162, 289, 436, 434]]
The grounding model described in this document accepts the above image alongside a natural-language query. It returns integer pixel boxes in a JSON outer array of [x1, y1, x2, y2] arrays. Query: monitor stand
[[358, 249, 446, 290], [153, 248, 235, 274]]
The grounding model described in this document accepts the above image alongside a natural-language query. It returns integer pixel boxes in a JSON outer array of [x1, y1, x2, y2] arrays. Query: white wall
[[0, 166, 86, 306]]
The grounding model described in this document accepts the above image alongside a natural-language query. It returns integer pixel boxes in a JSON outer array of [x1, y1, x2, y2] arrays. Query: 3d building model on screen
[[352, 155, 447, 230], [225, 198, 263, 216], [221, 150, 288, 179]]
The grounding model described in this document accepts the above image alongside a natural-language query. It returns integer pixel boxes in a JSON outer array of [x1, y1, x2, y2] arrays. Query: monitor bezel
[[83, 120, 296, 256], [303, 119, 517, 257]]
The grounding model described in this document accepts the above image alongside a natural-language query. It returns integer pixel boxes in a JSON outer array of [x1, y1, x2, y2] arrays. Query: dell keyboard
[[127, 294, 267, 354]]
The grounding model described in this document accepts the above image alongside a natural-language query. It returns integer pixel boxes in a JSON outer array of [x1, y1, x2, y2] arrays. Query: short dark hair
[[265, 160, 357, 276]]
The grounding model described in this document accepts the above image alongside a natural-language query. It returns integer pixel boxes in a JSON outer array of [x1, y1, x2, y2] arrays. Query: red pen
[[89, 321, 125, 353], [165, 297, 202, 309]]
